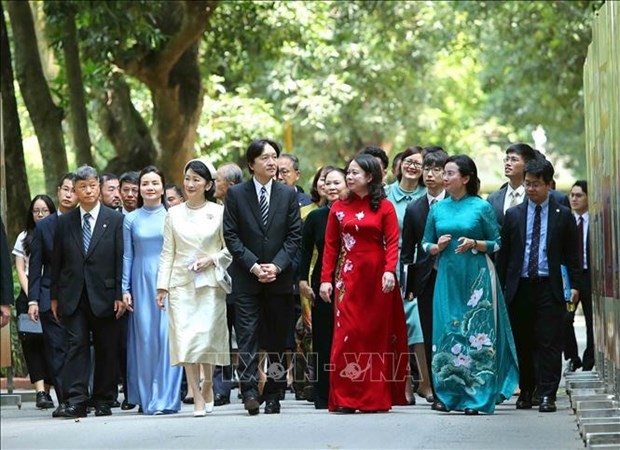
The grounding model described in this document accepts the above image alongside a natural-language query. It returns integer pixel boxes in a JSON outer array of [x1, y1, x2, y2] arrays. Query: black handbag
[[402, 262, 427, 300], [17, 313, 42, 334]]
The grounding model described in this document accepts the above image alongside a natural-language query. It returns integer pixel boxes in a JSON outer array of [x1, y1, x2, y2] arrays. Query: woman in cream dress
[[156, 158, 231, 417]]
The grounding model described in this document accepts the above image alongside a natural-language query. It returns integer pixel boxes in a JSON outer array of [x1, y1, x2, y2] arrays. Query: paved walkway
[[0, 316, 589, 449]]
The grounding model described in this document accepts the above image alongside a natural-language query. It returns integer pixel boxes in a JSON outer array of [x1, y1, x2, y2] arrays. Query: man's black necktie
[[528, 204, 542, 279]]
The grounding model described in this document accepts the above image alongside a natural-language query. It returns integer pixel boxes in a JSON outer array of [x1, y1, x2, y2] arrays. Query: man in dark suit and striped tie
[[223, 139, 302, 416]]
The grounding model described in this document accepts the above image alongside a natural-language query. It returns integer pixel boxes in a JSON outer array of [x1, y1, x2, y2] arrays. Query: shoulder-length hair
[[137, 165, 167, 209]]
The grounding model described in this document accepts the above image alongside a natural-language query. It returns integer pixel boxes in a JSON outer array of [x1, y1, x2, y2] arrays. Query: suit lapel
[[518, 201, 528, 252], [265, 183, 281, 230], [86, 207, 110, 258], [495, 186, 508, 221], [246, 181, 264, 230], [546, 196, 560, 254], [69, 210, 86, 257]]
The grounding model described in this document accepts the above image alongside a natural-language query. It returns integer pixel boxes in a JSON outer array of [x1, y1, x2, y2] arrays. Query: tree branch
[[122, 1, 218, 87]]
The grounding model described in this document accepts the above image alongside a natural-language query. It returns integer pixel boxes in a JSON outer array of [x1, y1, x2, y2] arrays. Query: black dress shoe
[[95, 404, 112, 417], [431, 400, 448, 412], [538, 396, 557, 413], [244, 396, 260, 416], [61, 404, 87, 418], [264, 399, 281, 414], [464, 408, 479, 415], [109, 399, 121, 408], [52, 403, 67, 418], [214, 394, 230, 406], [36, 391, 55, 409], [567, 357, 583, 373], [121, 399, 136, 410], [516, 391, 532, 409]]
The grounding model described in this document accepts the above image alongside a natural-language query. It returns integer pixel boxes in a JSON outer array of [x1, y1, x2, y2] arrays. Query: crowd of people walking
[[0, 138, 593, 418]]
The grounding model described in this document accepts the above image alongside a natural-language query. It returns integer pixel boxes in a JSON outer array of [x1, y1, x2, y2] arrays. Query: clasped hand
[[252, 263, 278, 283]]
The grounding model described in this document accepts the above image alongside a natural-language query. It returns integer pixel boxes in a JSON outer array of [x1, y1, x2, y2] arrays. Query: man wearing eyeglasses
[[488, 144, 569, 228], [28, 172, 78, 417], [497, 157, 580, 413]]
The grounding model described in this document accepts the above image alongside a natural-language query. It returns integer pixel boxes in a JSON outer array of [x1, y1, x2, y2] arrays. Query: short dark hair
[[119, 171, 139, 187], [184, 160, 215, 201], [445, 155, 480, 197], [361, 146, 389, 171], [506, 143, 537, 162], [100, 173, 118, 186], [423, 145, 446, 155], [423, 148, 449, 168], [137, 166, 166, 209], [524, 157, 554, 184], [165, 183, 184, 199], [246, 139, 281, 173], [572, 180, 587, 194], [57, 172, 76, 187]]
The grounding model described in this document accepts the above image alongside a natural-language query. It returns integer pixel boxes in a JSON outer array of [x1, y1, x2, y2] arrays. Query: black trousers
[[509, 278, 564, 398], [235, 292, 294, 401], [417, 269, 437, 396], [40, 310, 67, 402], [563, 271, 594, 369], [311, 284, 333, 408], [62, 292, 120, 406], [19, 333, 50, 385], [213, 301, 236, 397]]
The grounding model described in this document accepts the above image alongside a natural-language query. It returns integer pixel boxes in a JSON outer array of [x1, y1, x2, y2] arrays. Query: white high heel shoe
[[205, 401, 214, 414]]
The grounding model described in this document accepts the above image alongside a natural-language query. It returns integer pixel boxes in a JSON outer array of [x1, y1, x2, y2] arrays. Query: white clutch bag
[[214, 264, 232, 294]]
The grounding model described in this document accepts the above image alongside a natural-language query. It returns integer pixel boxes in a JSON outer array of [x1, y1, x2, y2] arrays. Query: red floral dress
[[321, 194, 409, 411]]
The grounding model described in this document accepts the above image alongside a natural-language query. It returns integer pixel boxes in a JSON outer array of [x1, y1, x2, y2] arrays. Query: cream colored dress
[[157, 202, 231, 366]]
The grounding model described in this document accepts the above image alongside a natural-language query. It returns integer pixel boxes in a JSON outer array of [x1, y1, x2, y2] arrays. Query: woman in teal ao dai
[[422, 155, 518, 414]]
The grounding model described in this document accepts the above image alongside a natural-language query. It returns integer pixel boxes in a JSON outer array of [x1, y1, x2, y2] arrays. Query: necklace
[[186, 201, 207, 210]]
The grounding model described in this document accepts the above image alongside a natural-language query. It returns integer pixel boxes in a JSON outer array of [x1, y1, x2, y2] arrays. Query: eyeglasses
[[503, 157, 522, 164], [402, 160, 423, 169], [33, 209, 50, 215], [423, 167, 443, 175], [278, 169, 292, 176]]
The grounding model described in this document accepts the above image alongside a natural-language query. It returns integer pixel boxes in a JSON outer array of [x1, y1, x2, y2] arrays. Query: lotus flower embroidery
[[453, 353, 472, 368], [355, 211, 365, 221], [343, 259, 353, 273], [451, 344, 462, 355], [469, 333, 492, 350]]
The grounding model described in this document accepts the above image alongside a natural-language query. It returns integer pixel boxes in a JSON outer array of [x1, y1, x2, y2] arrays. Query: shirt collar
[[80, 202, 101, 222], [253, 177, 273, 197], [427, 190, 446, 205], [390, 182, 423, 202], [506, 184, 525, 197], [573, 211, 589, 221]]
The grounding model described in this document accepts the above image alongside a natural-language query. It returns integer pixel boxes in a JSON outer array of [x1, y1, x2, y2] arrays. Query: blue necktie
[[259, 186, 268, 226], [83, 212, 92, 253], [528, 205, 542, 279]]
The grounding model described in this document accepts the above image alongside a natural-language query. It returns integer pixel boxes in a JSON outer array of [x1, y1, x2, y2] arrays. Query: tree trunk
[[96, 73, 157, 175], [152, 42, 203, 185], [7, 0, 67, 196], [117, 1, 218, 185], [63, 10, 93, 167], [1, 2, 31, 245]]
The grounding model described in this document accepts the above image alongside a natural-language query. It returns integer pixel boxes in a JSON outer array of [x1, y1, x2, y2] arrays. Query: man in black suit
[[51, 165, 127, 418], [401, 147, 449, 412], [563, 180, 595, 372], [497, 158, 581, 413], [0, 217, 13, 328], [28, 173, 78, 416], [488, 143, 569, 228], [224, 139, 302, 415]]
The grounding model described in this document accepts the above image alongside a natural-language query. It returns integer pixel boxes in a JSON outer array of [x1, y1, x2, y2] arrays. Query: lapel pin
[[103, 224, 108, 228], [556, 209, 560, 213]]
